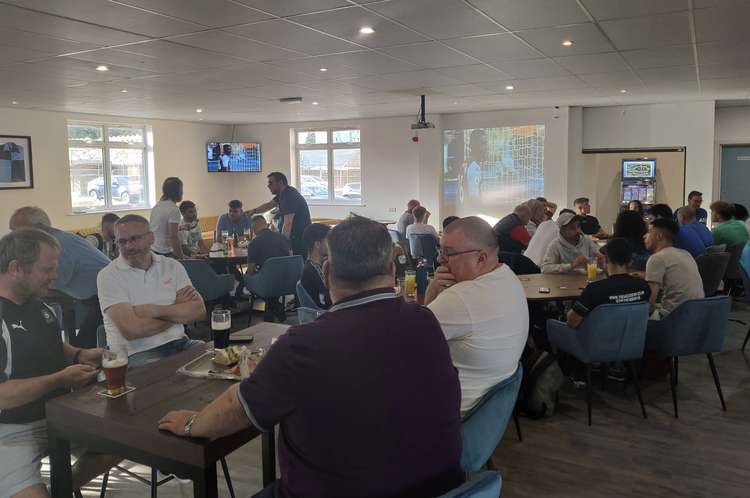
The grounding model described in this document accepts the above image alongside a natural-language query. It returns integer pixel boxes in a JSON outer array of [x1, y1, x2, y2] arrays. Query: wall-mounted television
[[622, 159, 656, 179], [207, 142, 261, 172]]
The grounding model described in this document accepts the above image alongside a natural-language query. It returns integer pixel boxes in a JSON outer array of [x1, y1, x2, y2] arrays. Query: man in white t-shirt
[[97, 215, 205, 367], [425, 216, 528, 414]]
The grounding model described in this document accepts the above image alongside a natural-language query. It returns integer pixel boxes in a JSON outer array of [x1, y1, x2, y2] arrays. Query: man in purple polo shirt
[[158, 216, 463, 498]]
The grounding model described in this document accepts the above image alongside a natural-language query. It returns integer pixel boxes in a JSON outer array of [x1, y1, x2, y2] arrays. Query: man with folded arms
[[425, 216, 528, 414], [159, 216, 463, 498], [97, 215, 205, 368], [0, 228, 113, 498], [541, 212, 604, 274]]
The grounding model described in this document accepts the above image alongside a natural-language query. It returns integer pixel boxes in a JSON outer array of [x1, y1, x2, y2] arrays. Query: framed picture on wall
[[0, 135, 33, 190]]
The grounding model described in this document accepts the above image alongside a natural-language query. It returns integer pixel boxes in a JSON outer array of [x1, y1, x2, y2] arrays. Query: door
[[721, 145, 750, 209]]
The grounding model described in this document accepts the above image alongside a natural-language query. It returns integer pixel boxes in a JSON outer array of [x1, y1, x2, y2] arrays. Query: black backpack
[[520, 348, 564, 419]]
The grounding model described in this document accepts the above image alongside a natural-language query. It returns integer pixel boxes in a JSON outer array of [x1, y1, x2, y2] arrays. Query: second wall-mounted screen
[[443, 125, 545, 219]]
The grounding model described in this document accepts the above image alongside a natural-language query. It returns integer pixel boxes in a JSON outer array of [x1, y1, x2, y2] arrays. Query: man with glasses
[[425, 216, 528, 414], [97, 215, 205, 368]]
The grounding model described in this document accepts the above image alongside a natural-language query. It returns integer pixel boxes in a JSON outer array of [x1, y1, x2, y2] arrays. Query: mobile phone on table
[[539, 287, 551, 294]]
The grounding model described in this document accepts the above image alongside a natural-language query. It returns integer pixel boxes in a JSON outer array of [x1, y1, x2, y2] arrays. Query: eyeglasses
[[116, 232, 151, 247], [438, 248, 481, 259]]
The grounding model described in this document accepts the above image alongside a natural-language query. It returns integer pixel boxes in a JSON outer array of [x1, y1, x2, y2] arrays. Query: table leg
[[262, 426, 276, 486], [192, 464, 218, 498], [48, 425, 73, 498]]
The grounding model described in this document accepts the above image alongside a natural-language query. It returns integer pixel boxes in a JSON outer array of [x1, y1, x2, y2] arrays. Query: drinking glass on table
[[211, 308, 231, 349], [102, 346, 129, 396], [586, 257, 599, 282], [404, 270, 417, 300]]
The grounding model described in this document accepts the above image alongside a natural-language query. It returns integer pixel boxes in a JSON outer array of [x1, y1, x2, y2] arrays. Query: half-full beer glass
[[102, 347, 128, 396]]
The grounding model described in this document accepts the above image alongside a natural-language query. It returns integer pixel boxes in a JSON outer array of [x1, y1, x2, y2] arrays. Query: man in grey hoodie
[[541, 212, 604, 273]]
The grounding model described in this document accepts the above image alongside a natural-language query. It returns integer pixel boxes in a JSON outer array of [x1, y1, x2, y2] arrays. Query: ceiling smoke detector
[[279, 97, 303, 104]]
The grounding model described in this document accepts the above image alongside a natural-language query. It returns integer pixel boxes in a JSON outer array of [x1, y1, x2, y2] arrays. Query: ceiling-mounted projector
[[411, 94, 435, 129]]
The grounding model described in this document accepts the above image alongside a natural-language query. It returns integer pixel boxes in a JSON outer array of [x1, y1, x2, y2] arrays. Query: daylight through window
[[294, 128, 361, 204]]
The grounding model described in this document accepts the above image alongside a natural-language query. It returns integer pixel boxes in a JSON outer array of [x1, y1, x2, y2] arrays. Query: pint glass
[[102, 347, 128, 396]]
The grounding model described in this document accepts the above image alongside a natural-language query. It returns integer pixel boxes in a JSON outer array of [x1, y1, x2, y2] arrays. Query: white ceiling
[[0, 0, 749, 124]]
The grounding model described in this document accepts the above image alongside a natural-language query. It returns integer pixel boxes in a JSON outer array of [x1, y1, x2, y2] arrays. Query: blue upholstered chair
[[436, 471, 502, 498], [296, 280, 321, 310], [696, 252, 730, 297], [645, 296, 731, 418], [180, 259, 235, 303], [409, 233, 439, 269], [547, 302, 650, 425], [245, 256, 304, 326], [460, 365, 523, 471]]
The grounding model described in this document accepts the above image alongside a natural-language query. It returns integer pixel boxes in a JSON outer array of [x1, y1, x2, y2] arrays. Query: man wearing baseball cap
[[541, 211, 604, 273]]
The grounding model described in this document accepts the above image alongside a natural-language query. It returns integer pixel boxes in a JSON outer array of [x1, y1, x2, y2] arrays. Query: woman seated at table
[[300, 223, 331, 309], [613, 209, 649, 270]]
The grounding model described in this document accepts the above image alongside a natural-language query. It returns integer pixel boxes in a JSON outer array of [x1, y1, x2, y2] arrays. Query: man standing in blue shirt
[[675, 191, 708, 225], [215, 199, 252, 240], [9, 206, 110, 348]]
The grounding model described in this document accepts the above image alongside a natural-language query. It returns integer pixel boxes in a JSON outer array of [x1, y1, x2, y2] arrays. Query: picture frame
[[0, 135, 33, 189]]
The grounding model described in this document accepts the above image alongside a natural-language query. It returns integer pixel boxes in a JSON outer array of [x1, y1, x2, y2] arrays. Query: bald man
[[425, 216, 528, 414], [493, 204, 532, 253]]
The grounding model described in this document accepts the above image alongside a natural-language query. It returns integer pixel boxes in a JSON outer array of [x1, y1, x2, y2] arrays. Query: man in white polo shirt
[[425, 216, 528, 414], [97, 214, 205, 368]]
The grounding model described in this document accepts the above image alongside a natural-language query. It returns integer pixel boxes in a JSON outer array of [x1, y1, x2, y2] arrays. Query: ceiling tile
[[226, 19, 362, 55], [700, 77, 750, 93], [1, 0, 202, 38], [434, 64, 511, 83], [0, 27, 98, 56], [578, 70, 642, 88], [553, 52, 628, 74], [480, 75, 587, 93], [368, 0, 503, 39], [323, 51, 418, 74], [166, 31, 302, 60], [116, 0, 272, 27], [233, 0, 352, 17], [517, 23, 613, 57], [469, 0, 589, 30], [430, 83, 497, 97], [636, 65, 698, 84], [699, 63, 750, 80], [600, 12, 691, 50], [492, 58, 571, 78], [444, 34, 541, 63], [621, 45, 695, 69], [0, 45, 53, 64], [349, 69, 458, 92], [694, 6, 750, 44], [290, 6, 428, 48], [381, 42, 478, 69], [697, 42, 750, 66], [579, 0, 687, 21]]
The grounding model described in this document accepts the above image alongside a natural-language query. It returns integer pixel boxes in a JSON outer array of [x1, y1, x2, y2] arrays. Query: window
[[294, 128, 361, 204], [67, 122, 151, 213]]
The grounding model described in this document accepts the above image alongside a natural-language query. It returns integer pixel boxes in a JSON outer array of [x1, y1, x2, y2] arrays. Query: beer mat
[[96, 385, 136, 399]]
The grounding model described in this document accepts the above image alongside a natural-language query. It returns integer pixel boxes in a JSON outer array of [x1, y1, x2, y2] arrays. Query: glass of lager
[[102, 347, 128, 396]]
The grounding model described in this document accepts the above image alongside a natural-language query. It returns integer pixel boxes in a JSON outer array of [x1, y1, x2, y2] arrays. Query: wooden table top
[[207, 247, 248, 264], [46, 322, 289, 468], [519, 272, 602, 302]]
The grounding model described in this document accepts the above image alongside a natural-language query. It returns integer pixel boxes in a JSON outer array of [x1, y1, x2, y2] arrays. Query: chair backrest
[[696, 252, 731, 297], [741, 266, 750, 306], [387, 228, 401, 244], [409, 233, 439, 267], [706, 244, 727, 254], [297, 307, 324, 324], [180, 259, 234, 302], [499, 251, 540, 275], [576, 302, 650, 363], [296, 280, 321, 310], [724, 243, 745, 280], [436, 471, 502, 498], [649, 296, 731, 356], [460, 364, 522, 471], [246, 255, 304, 299]]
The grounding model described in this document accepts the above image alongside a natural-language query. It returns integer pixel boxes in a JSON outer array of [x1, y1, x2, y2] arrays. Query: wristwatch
[[184, 414, 197, 437]]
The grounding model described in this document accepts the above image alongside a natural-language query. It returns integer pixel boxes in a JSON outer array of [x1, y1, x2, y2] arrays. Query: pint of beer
[[211, 308, 231, 349], [103, 348, 128, 396], [404, 270, 417, 299]]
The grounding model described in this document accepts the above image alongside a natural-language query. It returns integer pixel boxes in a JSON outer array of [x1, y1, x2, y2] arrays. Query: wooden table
[[47, 322, 290, 498], [519, 272, 602, 302]]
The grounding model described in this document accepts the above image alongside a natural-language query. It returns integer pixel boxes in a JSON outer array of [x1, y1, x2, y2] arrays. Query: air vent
[[279, 97, 303, 104]]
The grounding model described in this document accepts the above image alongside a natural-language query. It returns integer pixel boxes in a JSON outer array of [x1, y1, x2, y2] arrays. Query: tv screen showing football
[[207, 142, 261, 172]]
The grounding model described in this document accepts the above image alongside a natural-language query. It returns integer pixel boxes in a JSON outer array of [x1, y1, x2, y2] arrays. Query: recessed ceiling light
[[199, 118, 204, 121], [96, 65, 109, 72], [312, 101, 319, 105], [319, 67, 328, 72], [11, 101, 18, 105], [453, 101, 459, 105], [120, 89, 128, 93], [620, 89, 627, 93], [505, 85, 515, 90], [359, 26, 375, 35], [196, 108, 203, 113], [562, 40, 574, 47]]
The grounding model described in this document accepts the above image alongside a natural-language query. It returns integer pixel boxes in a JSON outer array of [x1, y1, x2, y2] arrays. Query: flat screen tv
[[207, 142, 261, 172], [622, 159, 656, 179]]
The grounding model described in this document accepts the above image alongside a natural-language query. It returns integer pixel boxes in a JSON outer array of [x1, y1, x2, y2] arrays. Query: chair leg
[[707, 353, 727, 411], [513, 411, 523, 442], [220, 457, 236, 498], [627, 361, 647, 419], [151, 467, 158, 498], [674, 356, 679, 385], [742, 326, 750, 352], [585, 364, 593, 426], [669, 357, 679, 418], [100, 469, 109, 498]]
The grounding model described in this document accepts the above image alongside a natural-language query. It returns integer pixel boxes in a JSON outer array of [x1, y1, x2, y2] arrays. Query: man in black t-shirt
[[574, 197, 609, 237], [0, 228, 112, 497], [566, 237, 651, 328], [300, 223, 331, 309], [246, 172, 311, 256]]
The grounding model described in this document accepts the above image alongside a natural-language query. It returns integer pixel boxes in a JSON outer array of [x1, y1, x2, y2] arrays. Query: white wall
[[0, 106, 238, 233], [582, 101, 716, 206]]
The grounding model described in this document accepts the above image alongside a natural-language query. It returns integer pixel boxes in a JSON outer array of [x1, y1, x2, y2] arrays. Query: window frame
[[294, 127, 362, 206], [67, 121, 152, 214]]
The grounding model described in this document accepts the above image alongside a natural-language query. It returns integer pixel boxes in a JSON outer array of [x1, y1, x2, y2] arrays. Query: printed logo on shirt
[[163, 277, 174, 286], [40, 308, 56, 325], [11, 321, 28, 332]]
